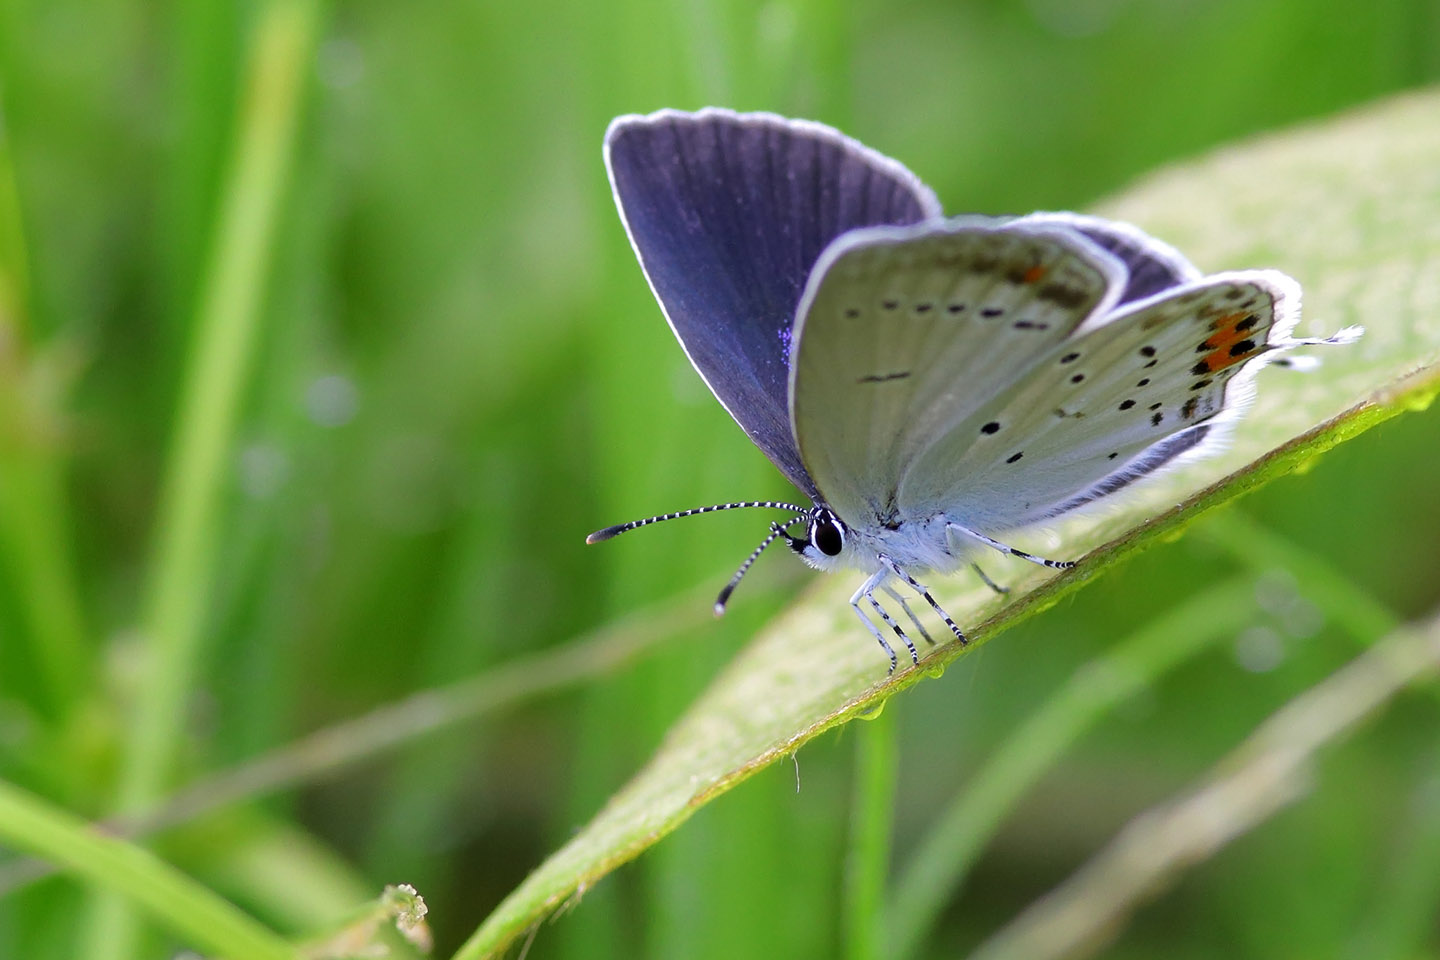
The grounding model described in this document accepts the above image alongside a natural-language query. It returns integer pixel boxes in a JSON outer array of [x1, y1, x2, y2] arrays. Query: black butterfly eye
[[812, 514, 844, 557]]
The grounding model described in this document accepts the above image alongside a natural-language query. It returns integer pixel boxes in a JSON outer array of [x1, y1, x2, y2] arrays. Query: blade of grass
[[115, 0, 320, 811], [966, 605, 1440, 960], [0, 87, 89, 721], [111, 0, 319, 827], [1343, 756, 1440, 960], [0, 87, 31, 338], [81, 2, 321, 957], [173, 808, 388, 938], [1188, 516, 1440, 960], [0, 574, 793, 895], [0, 778, 298, 960], [846, 707, 898, 960], [885, 515, 1406, 958], [0, 575, 760, 892], [885, 577, 1260, 960], [1198, 511, 1400, 639]]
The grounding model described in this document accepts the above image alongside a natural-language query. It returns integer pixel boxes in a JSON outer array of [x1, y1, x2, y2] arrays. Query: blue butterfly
[[589, 108, 1360, 671]]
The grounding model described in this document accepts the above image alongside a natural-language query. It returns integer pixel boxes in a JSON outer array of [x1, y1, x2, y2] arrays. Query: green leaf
[[454, 89, 1440, 960]]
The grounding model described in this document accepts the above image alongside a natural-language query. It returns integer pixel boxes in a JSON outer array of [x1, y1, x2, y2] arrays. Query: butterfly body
[[591, 107, 1361, 672], [786, 505, 959, 577]]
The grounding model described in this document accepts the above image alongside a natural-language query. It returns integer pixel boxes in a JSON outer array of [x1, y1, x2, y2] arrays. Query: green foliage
[[0, 2, 1439, 960]]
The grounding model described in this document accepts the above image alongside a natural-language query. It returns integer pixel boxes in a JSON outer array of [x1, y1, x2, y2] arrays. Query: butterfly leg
[[867, 590, 920, 668], [881, 584, 935, 646], [850, 574, 902, 673], [947, 523, 1074, 571], [970, 562, 1009, 595], [880, 556, 966, 645]]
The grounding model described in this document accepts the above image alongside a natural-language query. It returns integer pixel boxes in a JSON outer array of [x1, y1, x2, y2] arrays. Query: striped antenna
[[714, 516, 805, 615], [585, 500, 807, 544]]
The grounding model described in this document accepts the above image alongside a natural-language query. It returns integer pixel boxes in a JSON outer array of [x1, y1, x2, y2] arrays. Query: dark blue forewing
[[1017, 212, 1202, 306], [605, 108, 941, 496]]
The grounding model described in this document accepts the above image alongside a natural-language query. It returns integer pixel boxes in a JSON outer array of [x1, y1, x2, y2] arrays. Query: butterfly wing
[[1015, 212, 1203, 308], [787, 219, 1127, 524], [897, 271, 1301, 531], [605, 108, 942, 496]]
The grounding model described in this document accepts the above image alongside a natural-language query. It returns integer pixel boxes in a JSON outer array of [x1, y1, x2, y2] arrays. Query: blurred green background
[[2, 0, 1440, 958]]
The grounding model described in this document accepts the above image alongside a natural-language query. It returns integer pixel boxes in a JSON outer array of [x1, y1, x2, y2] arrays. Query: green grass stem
[[845, 707, 899, 960], [0, 88, 89, 720], [1344, 757, 1440, 960], [0, 576, 768, 895], [115, 0, 319, 814], [0, 778, 298, 960], [81, 2, 321, 957], [0, 90, 32, 339], [1200, 511, 1400, 639], [885, 577, 1261, 960], [967, 606, 1440, 960]]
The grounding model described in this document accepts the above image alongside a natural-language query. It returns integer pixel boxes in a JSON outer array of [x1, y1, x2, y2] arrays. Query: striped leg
[[881, 584, 935, 646], [946, 523, 1074, 570], [850, 573, 898, 673], [970, 562, 1010, 595], [866, 591, 919, 668], [880, 556, 966, 644]]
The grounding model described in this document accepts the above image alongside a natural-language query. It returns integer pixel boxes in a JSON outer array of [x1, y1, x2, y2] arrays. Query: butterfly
[[587, 107, 1361, 672]]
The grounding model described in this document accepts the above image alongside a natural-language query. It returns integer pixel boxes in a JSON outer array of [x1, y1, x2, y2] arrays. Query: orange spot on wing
[[1207, 310, 1249, 332], [1201, 316, 1259, 349], [1198, 311, 1266, 373], [1197, 352, 1226, 373], [1022, 265, 1047, 284], [1198, 352, 1227, 373]]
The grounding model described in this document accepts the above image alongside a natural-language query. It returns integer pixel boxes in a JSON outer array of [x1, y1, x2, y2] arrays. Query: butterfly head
[[782, 506, 852, 572]]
